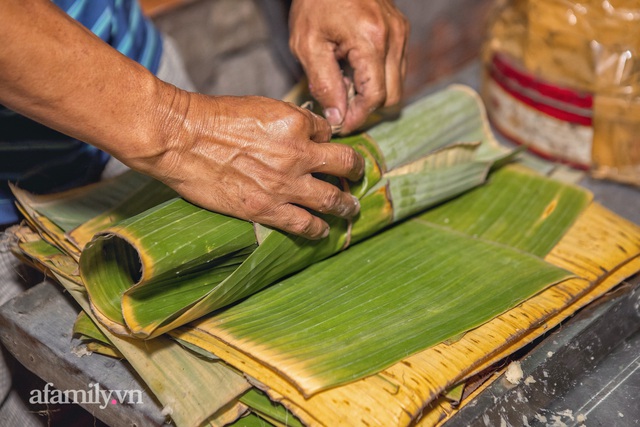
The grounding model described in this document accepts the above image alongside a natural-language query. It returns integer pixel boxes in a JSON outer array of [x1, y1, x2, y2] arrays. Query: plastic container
[[482, 0, 640, 185]]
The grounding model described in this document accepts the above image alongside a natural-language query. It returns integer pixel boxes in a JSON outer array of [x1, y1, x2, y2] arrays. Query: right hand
[[289, 0, 409, 135], [139, 92, 364, 239]]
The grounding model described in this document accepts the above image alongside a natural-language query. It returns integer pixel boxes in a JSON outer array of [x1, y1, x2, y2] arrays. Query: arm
[[289, 0, 409, 135], [0, 0, 364, 239]]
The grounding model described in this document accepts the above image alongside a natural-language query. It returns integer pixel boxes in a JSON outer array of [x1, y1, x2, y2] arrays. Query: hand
[[142, 92, 364, 239], [289, 0, 409, 135], [0, 0, 363, 239]]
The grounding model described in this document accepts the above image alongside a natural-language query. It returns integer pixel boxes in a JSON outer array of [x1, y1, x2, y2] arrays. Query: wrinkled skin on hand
[[146, 92, 364, 239], [289, 0, 409, 135], [0, 0, 366, 240]]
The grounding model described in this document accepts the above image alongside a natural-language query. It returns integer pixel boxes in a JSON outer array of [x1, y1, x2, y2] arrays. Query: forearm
[[0, 0, 364, 239], [0, 0, 182, 169]]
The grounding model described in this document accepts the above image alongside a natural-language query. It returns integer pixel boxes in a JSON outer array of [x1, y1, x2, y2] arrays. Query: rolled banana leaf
[[13, 235, 252, 427], [78, 85, 515, 339], [10, 170, 176, 260]]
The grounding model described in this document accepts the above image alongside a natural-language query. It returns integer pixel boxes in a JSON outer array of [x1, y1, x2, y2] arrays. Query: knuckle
[[319, 186, 343, 212], [308, 79, 333, 100], [243, 193, 272, 219], [289, 36, 313, 61], [339, 146, 361, 171], [355, 10, 390, 48], [289, 214, 316, 236], [267, 107, 309, 137], [361, 21, 388, 48], [288, 36, 303, 57]]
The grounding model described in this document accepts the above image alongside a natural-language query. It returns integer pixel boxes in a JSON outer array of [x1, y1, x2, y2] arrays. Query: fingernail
[[324, 108, 343, 126], [351, 195, 361, 215], [357, 154, 365, 177], [321, 227, 330, 238]]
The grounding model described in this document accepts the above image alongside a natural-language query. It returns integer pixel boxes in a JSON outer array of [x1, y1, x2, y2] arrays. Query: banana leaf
[[12, 235, 251, 427], [174, 180, 640, 427], [10, 170, 175, 258], [238, 389, 305, 427], [227, 413, 275, 427], [69, 165, 593, 397], [11, 83, 639, 426], [71, 306, 306, 427], [172, 166, 589, 396], [73, 311, 125, 358], [10, 164, 640, 427], [186, 219, 572, 395], [72, 312, 304, 426], [76, 85, 515, 339]]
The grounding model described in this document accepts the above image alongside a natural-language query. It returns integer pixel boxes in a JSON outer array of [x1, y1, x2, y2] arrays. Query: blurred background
[[143, 0, 495, 100]]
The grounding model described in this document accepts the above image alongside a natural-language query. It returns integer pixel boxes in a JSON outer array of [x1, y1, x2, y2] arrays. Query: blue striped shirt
[[0, 0, 163, 225], [54, 0, 162, 73]]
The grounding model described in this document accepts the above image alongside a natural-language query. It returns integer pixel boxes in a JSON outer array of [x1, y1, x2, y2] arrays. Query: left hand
[[289, 0, 409, 135]]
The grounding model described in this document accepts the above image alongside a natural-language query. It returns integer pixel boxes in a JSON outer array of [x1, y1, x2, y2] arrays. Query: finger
[[400, 19, 409, 83], [341, 46, 387, 134], [310, 141, 365, 182], [292, 175, 360, 218], [264, 203, 330, 240], [299, 106, 332, 143], [383, 16, 409, 107], [297, 40, 348, 128]]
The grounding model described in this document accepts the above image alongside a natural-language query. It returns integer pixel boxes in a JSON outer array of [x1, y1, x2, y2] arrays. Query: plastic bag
[[482, 0, 640, 185]]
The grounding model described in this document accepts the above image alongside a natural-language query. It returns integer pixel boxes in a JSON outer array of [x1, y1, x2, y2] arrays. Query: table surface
[[1, 64, 640, 427]]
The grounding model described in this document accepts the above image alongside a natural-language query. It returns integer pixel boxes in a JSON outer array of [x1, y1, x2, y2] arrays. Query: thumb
[[301, 46, 348, 129]]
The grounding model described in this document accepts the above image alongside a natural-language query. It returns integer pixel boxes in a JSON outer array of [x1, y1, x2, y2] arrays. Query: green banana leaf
[[186, 218, 573, 395], [182, 165, 591, 395], [74, 311, 110, 343], [238, 389, 304, 427], [419, 164, 592, 256], [78, 85, 514, 339], [227, 413, 275, 427]]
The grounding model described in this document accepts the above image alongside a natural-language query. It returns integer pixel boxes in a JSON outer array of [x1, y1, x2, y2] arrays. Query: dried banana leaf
[[10, 170, 175, 258], [72, 305, 305, 427], [12, 235, 251, 427]]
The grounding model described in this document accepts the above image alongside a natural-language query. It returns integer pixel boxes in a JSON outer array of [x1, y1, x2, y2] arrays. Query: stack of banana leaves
[[8, 85, 640, 427]]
